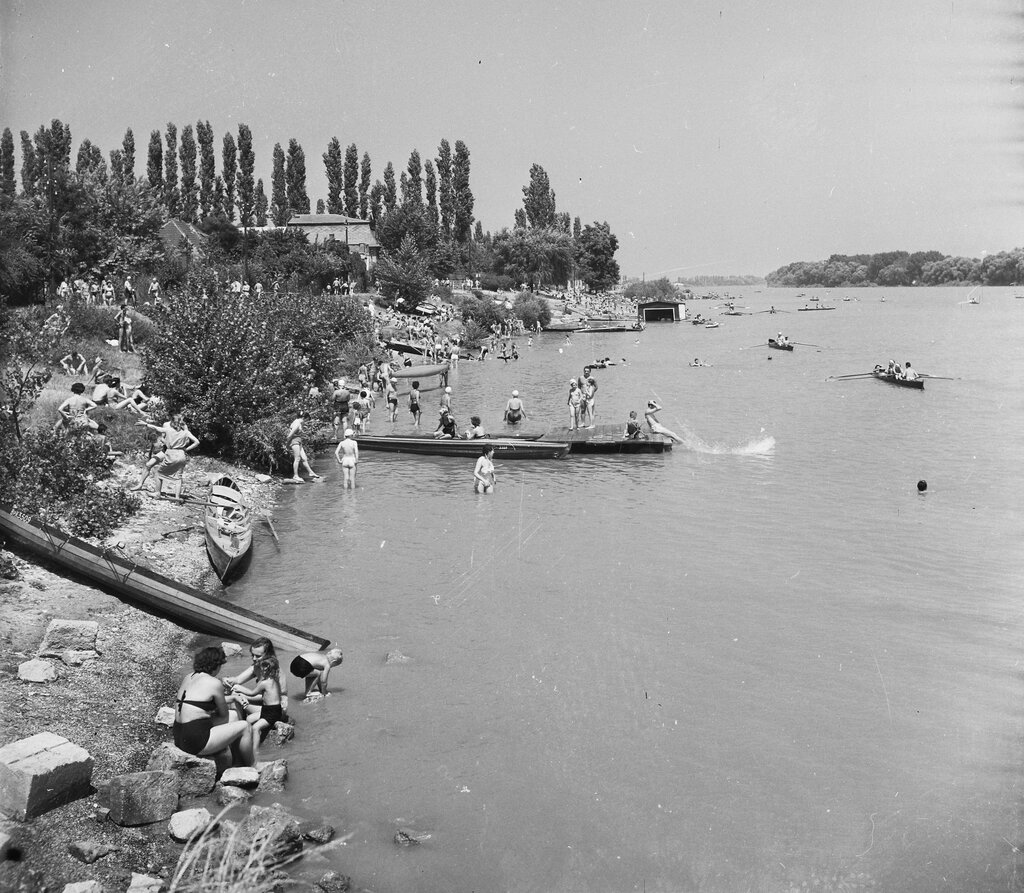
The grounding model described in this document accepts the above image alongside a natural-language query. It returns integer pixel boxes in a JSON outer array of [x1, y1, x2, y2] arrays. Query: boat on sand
[[204, 475, 253, 584]]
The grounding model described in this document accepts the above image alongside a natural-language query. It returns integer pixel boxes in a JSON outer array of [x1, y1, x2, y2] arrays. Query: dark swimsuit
[[290, 655, 314, 678], [259, 704, 284, 734], [172, 676, 217, 755]]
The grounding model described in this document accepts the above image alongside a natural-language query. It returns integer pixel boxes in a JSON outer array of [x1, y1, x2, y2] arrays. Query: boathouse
[[637, 298, 686, 323], [285, 214, 381, 269]]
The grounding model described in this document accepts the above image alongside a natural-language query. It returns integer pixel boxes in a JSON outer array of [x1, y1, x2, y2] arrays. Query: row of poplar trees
[[0, 121, 474, 242]]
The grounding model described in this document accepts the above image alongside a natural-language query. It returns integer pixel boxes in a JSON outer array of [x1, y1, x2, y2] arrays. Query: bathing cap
[[344, 429, 353, 436], [445, 387, 451, 393], [512, 390, 519, 397]]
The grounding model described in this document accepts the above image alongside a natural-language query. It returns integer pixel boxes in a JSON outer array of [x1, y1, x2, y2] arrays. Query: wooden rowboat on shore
[[0, 503, 328, 652], [204, 476, 253, 584], [390, 362, 449, 379], [768, 339, 794, 351], [872, 371, 924, 390]]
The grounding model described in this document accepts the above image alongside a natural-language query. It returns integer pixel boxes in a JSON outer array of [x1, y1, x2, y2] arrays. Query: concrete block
[[145, 744, 216, 796], [107, 770, 178, 827], [62, 882, 105, 893], [125, 875, 163, 893], [38, 619, 99, 656], [17, 658, 59, 683], [0, 733, 93, 821]]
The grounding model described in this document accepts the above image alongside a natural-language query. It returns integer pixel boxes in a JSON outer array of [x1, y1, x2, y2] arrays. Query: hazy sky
[[1, 0, 1020, 277]]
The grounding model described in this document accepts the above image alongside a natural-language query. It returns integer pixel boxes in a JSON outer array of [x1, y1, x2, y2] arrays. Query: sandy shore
[[0, 454, 283, 892]]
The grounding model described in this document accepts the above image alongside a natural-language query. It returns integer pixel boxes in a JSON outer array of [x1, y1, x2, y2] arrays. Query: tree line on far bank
[[767, 249, 1024, 288]]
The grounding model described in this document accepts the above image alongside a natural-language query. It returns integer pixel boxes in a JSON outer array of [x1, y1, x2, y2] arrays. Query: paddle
[[791, 341, 826, 348], [739, 343, 769, 350], [260, 514, 281, 545], [917, 373, 959, 380], [826, 372, 875, 381]]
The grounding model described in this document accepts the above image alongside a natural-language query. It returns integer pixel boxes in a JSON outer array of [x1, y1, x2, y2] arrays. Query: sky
[[1, 0, 1021, 278]]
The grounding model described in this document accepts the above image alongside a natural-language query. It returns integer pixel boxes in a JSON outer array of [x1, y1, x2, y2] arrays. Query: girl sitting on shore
[[232, 654, 283, 762]]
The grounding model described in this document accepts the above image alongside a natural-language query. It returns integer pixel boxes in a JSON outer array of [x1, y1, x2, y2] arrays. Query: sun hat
[[344, 428, 353, 436]]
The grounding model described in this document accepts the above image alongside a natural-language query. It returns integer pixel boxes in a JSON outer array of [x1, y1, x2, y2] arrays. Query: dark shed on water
[[637, 298, 686, 323]]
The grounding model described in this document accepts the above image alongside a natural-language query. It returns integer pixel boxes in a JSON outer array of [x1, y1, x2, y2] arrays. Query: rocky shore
[[0, 455, 349, 892]]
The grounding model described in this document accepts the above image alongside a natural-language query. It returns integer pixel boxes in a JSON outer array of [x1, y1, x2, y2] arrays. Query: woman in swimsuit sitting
[[173, 646, 255, 770]]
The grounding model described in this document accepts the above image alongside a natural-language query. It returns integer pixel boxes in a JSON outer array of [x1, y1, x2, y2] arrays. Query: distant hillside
[[766, 249, 1024, 287], [676, 274, 764, 286]]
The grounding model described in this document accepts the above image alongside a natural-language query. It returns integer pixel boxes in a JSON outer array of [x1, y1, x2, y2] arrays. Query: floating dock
[[539, 425, 672, 454]]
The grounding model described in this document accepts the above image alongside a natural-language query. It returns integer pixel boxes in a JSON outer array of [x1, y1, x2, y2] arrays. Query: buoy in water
[[917, 480, 927, 493]]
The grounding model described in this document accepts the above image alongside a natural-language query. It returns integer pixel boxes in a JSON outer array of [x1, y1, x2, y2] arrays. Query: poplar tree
[[76, 139, 106, 178], [212, 175, 225, 219], [255, 178, 268, 226], [270, 142, 288, 225], [424, 159, 438, 227], [369, 181, 385, 227], [514, 208, 528, 229], [358, 152, 372, 218], [19, 131, 38, 195], [399, 171, 410, 206], [178, 124, 198, 223], [285, 138, 309, 214], [474, 221, 484, 242], [164, 123, 179, 217], [323, 137, 343, 214], [0, 128, 15, 197], [121, 128, 135, 183], [405, 149, 422, 207], [197, 120, 216, 219], [522, 163, 556, 229], [109, 149, 125, 186], [146, 130, 163, 191], [436, 139, 453, 239], [573, 216, 581, 239], [316, 198, 326, 214], [236, 123, 256, 225], [221, 132, 237, 221], [382, 162, 397, 212], [343, 143, 359, 217], [452, 140, 474, 244]]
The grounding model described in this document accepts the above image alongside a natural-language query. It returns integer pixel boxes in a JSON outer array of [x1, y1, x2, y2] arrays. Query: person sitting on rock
[[231, 654, 283, 761]]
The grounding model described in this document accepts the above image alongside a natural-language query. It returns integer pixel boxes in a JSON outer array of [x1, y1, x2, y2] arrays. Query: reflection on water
[[227, 288, 1024, 893]]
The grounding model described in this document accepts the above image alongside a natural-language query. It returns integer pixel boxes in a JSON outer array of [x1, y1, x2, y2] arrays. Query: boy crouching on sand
[[290, 648, 344, 701]]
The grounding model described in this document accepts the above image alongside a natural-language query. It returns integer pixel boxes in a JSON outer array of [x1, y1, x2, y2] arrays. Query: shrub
[[0, 427, 140, 538], [511, 290, 552, 330], [478, 272, 514, 291]]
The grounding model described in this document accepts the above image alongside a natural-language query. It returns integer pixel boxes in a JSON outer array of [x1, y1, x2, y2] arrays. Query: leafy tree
[[1, 128, 16, 197], [221, 132, 237, 222], [212, 175, 225, 219], [382, 162, 397, 212], [623, 278, 677, 301], [424, 159, 438, 227], [452, 140, 473, 244], [316, 198, 326, 214], [0, 304, 68, 440], [514, 208, 527, 229], [270, 142, 288, 225], [285, 138, 309, 214], [374, 233, 432, 309], [343, 143, 359, 217], [358, 152, 371, 218], [492, 226, 572, 290], [255, 178, 268, 226], [164, 123, 179, 217], [109, 149, 125, 185], [146, 130, 163, 190], [436, 138, 453, 239], [405, 149, 422, 207], [236, 123, 256, 226], [511, 291, 552, 329], [196, 120, 216, 219], [323, 137, 343, 213], [121, 128, 135, 183], [522, 163, 556, 228], [19, 131, 38, 195], [473, 221, 484, 241], [573, 216, 581, 239], [556, 212, 571, 232], [369, 180, 385, 227], [0, 200, 45, 303], [399, 171, 410, 205], [575, 221, 620, 292], [75, 140, 106, 179], [178, 124, 198, 223]]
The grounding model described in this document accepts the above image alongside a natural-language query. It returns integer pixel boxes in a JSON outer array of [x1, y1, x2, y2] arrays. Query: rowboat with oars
[[768, 339, 794, 351], [872, 371, 924, 390], [204, 475, 253, 584]]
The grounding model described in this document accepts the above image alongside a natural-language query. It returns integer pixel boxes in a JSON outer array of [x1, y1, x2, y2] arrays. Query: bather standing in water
[[473, 444, 496, 494]]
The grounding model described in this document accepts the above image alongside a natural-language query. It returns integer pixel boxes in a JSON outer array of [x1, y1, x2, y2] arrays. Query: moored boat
[[0, 503, 328, 652], [204, 475, 253, 584], [872, 371, 924, 390], [541, 322, 582, 333], [355, 434, 570, 459], [768, 339, 794, 351], [541, 425, 671, 454], [390, 362, 449, 378], [798, 305, 836, 311], [385, 340, 429, 356]]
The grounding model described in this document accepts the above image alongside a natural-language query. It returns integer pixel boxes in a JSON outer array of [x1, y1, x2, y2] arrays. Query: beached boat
[[0, 503, 328, 652], [204, 476, 253, 584], [385, 340, 428, 356], [390, 362, 449, 379], [768, 339, 794, 351], [355, 434, 570, 459], [872, 371, 924, 390]]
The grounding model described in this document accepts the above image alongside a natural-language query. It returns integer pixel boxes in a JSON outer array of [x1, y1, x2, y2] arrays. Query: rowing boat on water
[[390, 362, 449, 378], [204, 475, 253, 584], [797, 305, 836, 311], [872, 371, 924, 390], [355, 434, 569, 459], [0, 503, 328, 652], [768, 339, 794, 351]]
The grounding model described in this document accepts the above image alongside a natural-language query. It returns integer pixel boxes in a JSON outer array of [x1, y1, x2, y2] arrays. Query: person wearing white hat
[[334, 428, 359, 489], [440, 386, 452, 413], [504, 389, 527, 425]]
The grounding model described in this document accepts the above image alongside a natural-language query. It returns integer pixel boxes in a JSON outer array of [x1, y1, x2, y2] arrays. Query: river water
[[226, 286, 1024, 893]]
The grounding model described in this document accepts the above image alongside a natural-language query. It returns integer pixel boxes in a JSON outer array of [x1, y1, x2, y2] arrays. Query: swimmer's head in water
[[917, 480, 927, 492], [512, 390, 519, 397]]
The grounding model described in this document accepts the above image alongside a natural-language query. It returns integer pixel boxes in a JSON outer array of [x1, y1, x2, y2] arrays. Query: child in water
[[289, 649, 344, 701]]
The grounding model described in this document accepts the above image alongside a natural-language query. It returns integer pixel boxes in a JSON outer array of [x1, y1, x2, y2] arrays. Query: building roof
[[287, 213, 370, 226], [637, 297, 686, 306], [159, 219, 207, 253]]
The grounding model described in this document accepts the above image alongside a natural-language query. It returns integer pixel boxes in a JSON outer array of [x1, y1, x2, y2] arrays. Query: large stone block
[[107, 770, 178, 827], [239, 804, 303, 864], [38, 619, 99, 656], [62, 882, 104, 893], [125, 874, 163, 893], [145, 744, 216, 796], [17, 658, 59, 683], [0, 733, 94, 821]]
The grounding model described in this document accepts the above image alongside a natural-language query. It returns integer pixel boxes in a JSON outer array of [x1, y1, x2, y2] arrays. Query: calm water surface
[[226, 286, 1024, 892]]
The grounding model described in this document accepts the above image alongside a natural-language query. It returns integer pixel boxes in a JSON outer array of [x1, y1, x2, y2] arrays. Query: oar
[[826, 372, 875, 381], [739, 343, 769, 350], [791, 341, 826, 348], [260, 514, 281, 545], [917, 373, 959, 380]]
